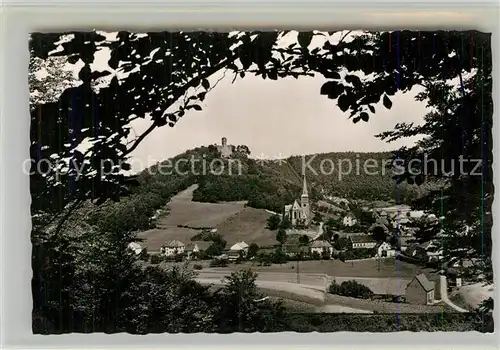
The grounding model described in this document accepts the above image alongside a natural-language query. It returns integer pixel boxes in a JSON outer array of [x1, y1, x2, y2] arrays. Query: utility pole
[[296, 252, 301, 284]]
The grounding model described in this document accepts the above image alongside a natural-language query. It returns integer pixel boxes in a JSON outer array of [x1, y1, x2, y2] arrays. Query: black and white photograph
[[28, 29, 493, 334]]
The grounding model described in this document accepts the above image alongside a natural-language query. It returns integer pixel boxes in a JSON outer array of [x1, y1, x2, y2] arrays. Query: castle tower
[[217, 136, 233, 158], [300, 174, 310, 225]]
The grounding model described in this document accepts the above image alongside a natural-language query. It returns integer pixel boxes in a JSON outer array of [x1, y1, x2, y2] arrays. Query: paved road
[[439, 275, 468, 312], [195, 277, 327, 305], [196, 270, 376, 312], [198, 269, 328, 290]]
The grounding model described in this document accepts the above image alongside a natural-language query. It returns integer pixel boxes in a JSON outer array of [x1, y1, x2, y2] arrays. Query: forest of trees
[[28, 29, 493, 333]]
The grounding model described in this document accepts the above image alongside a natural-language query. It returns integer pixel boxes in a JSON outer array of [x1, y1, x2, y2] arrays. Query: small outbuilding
[[405, 273, 435, 305]]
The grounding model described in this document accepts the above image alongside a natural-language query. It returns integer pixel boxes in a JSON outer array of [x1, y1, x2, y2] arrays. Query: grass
[[156, 185, 245, 228], [138, 185, 279, 250], [324, 294, 455, 314], [449, 292, 473, 311], [137, 227, 201, 252], [216, 207, 278, 246], [223, 258, 439, 279]]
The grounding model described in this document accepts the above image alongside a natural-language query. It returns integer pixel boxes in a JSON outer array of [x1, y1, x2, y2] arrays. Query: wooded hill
[[85, 144, 435, 235]]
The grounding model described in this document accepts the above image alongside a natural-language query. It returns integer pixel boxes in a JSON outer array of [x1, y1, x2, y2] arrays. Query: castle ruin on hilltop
[[216, 137, 234, 158]]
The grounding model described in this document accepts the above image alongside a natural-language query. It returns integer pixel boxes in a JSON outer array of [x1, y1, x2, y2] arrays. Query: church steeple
[[301, 174, 308, 198]]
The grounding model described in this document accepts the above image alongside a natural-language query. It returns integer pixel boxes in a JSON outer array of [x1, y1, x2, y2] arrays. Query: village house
[[349, 235, 377, 249], [161, 240, 185, 256], [376, 241, 396, 258], [284, 175, 311, 227], [392, 212, 411, 228], [426, 246, 444, 263], [405, 240, 441, 262], [342, 212, 357, 227], [405, 244, 427, 261], [446, 257, 478, 287], [405, 273, 435, 305], [228, 241, 249, 261], [309, 240, 333, 256], [127, 242, 143, 255]]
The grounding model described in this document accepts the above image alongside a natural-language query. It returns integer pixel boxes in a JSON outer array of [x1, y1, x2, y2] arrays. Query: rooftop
[[349, 235, 377, 243], [165, 239, 185, 248], [408, 273, 435, 292], [310, 240, 332, 248]]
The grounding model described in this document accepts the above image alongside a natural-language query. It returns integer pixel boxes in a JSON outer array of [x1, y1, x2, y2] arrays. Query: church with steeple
[[283, 174, 311, 227]]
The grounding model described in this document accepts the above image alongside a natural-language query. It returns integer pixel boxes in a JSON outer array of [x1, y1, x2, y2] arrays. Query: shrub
[[266, 214, 281, 230], [210, 258, 228, 267], [271, 249, 288, 264], [343, 248, 375, 261], [328, 280, 374, 299], [150, 254, 162, 264], [174, 253, 187, 262], [193, 264, 203, 270]]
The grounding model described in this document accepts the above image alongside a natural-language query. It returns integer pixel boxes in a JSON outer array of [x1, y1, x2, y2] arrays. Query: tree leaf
[[323, 71, 341, 80], [337, 94, 350, 112], [192, 105, 202, 111], [239, 52, 252, 70], [198, 92, 207, 101], [360, 112, 369, 122], [345, 75, 362, 88], [320, 81, 344, 99], [202, 79, 210, 90], [297, 32, 313, 48], [368, 105, 375, 114], [67, 55, 80, 64], [353, 116, 361, 123], [320, 81, 335, 95], [268, 71, 278, 80], [383, 94, 393, 109]]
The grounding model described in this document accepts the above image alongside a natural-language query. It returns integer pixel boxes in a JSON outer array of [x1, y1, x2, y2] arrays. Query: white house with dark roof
[[127, 242, 143, 255], [376, 241, 396, 258], [161, 240, 185, 256], [342, 212, 358, 227], [229, 241, 249, 255], [228, 241, 249, 260]]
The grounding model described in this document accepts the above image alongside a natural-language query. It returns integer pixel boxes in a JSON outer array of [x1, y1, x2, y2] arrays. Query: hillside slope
[[87, 144, 429, 237]]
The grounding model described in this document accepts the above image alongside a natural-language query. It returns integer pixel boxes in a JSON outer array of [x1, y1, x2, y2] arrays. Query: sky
[[129, 74, 426, 167], [37, 30, 431, 173]]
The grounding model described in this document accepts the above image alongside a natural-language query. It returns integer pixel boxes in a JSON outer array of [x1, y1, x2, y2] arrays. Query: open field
[[214, 258, 439, 279], [139, 184, 248, 250], [156, 185, 246, 228], [216, 207, 277, 246], [137, 227, 201, 251], [456, 283, 494, 309], [139, 184, 279, 249]]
